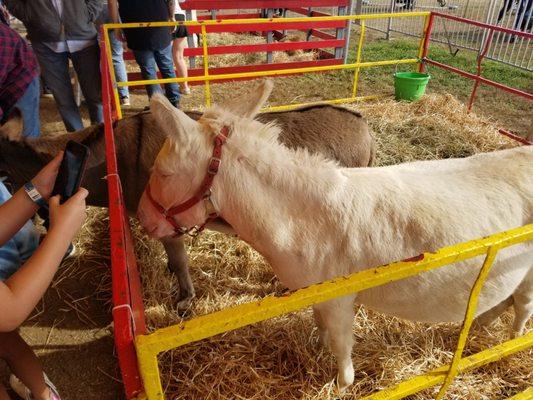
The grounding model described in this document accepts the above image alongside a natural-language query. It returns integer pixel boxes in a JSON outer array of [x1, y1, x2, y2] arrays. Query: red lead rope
[[145, 126, 230, 236]]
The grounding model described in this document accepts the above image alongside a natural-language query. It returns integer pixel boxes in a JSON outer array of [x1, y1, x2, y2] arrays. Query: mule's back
[[257, 105, 375, 168]]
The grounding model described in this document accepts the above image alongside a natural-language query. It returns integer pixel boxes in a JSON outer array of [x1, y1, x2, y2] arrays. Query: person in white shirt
[[172, 0, 191, 95], [5, 0, 103, 132]]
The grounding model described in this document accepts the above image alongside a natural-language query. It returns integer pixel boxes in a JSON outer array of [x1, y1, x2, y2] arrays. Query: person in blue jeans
[[109, 0, 180, 108], [97, 1, 130, 106], [5, 0, 103, 132]]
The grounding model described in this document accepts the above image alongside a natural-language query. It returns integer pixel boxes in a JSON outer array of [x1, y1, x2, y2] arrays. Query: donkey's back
[[257, 105, 375, 167]]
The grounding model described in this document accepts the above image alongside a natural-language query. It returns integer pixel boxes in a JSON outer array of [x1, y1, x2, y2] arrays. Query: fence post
[[479, 0, 498, 57], [186, 10, 196, 69], [419, 12, 435, 73], [335, 4, 348, 59], [266, 8, 274, 64], [355, 0, 363, 25], [386, 0, 396, 40], [343, 0, 356, 63]]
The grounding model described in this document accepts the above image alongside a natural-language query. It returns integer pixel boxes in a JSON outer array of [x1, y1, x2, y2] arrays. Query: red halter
[[144, 126, 230, 237]]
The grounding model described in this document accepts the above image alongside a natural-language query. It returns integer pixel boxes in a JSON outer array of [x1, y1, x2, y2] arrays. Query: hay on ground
[[74, 93, 528, 400], [204, 32, 318, 68]]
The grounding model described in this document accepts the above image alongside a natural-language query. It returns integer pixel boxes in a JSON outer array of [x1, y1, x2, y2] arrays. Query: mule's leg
[[313, 295, 356, 391], [313, 306, 330, 349], [512, 270, 533, 337], [474, 295, 513, 328], [160, 236, 195, 311]]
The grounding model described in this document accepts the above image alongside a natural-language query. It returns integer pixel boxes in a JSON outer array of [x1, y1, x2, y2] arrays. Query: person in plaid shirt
[[0, 23, 40, 137]]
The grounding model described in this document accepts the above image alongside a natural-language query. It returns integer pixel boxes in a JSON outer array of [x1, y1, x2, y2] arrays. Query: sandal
[[9, 373, 61, 400]]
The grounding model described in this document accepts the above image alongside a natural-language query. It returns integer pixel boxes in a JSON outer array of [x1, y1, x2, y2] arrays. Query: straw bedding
[[74, 93, 530, 399], [205, 32, 318, 68]]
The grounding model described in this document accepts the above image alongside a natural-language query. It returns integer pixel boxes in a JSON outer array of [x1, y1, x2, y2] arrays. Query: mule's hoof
[[511, 328, 527, 339], [177, 295, 195, 312], [335, 364, 355, 393]]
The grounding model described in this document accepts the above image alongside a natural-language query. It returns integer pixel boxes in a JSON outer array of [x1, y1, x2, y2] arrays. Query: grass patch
[[343, 36, 532, 134], [351, 37, 532, 92]]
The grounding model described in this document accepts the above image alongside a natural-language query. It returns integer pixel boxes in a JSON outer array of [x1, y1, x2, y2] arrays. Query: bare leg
[[172, 38, 190, 92], [474, 296, 513, 328], [160, 236, 195, 310], [313, 305, 330, 349], [512, 270, 533, 337], [0, 331, 49, 400], [313, 295, 356, 391]]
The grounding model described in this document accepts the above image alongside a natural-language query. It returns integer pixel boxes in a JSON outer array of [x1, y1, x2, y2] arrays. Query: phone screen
[[52, 141, 90, 203]]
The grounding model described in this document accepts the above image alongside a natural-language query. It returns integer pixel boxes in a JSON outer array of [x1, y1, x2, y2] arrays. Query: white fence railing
[[353, 0, 532, 70]]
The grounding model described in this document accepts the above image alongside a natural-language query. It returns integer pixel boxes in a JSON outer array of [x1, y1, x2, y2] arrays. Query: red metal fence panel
[[100, 35, 147, 399]]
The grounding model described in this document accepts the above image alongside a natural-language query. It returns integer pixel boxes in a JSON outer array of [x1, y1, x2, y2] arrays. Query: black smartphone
[[52, 140, 90, 203]]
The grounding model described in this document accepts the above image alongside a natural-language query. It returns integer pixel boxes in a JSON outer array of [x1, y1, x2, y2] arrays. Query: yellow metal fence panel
[[102, 12, 430, 118], [361, 331, 533, 400], [435, 245, 500, 399], [135, 224, 532, 400]]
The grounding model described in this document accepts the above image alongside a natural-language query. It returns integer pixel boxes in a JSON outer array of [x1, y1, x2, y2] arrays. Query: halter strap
[[144, 126, 230, 237]]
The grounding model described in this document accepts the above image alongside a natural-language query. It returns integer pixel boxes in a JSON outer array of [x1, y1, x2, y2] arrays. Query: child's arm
[[0, 188, 88, 332], [0, 153, 62, 246]]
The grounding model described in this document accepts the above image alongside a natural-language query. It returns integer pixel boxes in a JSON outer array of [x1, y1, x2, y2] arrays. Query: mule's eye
[[155, 169, 172, 178]]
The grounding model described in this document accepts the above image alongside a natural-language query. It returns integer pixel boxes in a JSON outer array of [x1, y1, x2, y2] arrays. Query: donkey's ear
[[225, 79, 273, 119], [150, 93, 199, 144]]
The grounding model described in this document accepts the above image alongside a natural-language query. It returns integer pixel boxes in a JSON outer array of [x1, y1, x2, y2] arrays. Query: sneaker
[[41, 85, 54, 99], [181, 86, 191, 95], [10, 374, 62, 400], [120, 96, 130, 106]]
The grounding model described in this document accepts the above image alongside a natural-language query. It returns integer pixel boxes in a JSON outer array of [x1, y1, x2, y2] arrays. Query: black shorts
[[173, 13, 189, 39]]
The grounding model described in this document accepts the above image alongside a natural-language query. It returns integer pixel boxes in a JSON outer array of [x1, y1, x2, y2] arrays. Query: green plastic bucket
[[394, 72, 430, 101]]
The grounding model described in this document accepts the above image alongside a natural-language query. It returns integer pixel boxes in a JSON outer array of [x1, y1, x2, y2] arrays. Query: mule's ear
[[0, 109, 24, 141], [225, 79, 273, 118], [150, 93, 199, 144]]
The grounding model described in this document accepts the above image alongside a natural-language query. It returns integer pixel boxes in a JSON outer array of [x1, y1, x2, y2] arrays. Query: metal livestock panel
[[353, 0, 533, 70]]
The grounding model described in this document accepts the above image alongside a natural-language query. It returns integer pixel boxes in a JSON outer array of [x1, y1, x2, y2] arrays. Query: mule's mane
[[265, 103, 363, 119], [221, 110, 344, 200]]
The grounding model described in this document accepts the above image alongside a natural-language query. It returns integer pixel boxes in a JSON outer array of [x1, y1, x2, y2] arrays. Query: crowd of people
[[0, 1, 190, 399]]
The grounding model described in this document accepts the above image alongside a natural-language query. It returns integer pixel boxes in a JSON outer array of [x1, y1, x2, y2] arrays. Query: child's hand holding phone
[[51, 140, 90, 203], [30, 152, 64, 201], [48, 188, 89, 241]]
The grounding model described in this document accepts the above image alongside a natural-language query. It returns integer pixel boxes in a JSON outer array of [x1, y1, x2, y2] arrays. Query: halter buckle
[[187, 226, 201, 237], [207, 157, 221, 175]]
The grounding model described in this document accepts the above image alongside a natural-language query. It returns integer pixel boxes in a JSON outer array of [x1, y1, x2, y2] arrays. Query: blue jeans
[[12, 75, 41, 138], [96, 5, 129, 99], [133, 44, 180, 105], [109, 30, 130, 99], [0, 182, 39, 281], [32, 42, 103, 132]]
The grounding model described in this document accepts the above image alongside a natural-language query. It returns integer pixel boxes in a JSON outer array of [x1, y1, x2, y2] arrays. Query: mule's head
[[137, 80, 274, 238]]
